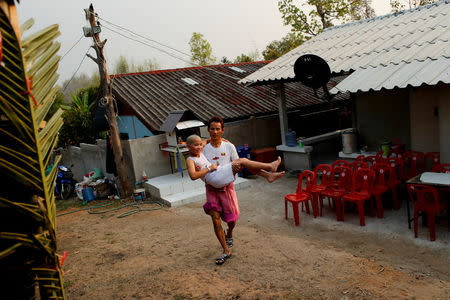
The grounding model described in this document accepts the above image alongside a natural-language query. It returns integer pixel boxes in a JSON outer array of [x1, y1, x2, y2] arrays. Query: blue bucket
[[82, 187, 95, 202]]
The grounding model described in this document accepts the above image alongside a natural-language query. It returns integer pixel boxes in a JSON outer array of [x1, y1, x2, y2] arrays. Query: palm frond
[[0, 4, 65, 298]]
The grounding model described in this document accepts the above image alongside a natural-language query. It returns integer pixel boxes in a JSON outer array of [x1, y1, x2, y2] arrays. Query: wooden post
[[276, 82, 288, 145], [85, 4, 131, 198]]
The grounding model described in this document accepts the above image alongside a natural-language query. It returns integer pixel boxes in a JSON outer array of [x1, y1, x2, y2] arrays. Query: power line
[[60, 34, 84, 62], [98, 17, 191, 58], [87, 10, 242, 81], [101, 24, 242, 81], [62, 47, 90, 93], [101, 24, 191, 66]]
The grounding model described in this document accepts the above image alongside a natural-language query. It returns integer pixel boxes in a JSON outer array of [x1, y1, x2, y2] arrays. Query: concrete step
[[144, 171, 251, 207]]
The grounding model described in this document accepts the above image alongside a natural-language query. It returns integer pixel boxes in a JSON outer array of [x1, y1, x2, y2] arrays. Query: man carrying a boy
[[201, 116, 240, 265]]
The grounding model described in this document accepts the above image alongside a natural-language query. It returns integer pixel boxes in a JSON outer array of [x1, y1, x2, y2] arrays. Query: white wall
[[125, 134, 172, 181], [409, 86, 440, 153], [437, 85, 450, 163], [355, 89, 411, 150]]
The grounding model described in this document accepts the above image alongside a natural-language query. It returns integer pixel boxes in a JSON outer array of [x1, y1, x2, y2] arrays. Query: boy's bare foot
[[271, 156, 282, 172], [262, 170, 285, 183]]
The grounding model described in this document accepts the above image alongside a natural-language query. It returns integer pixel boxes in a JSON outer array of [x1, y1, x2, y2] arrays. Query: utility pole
[[84, 4, 131, 198]]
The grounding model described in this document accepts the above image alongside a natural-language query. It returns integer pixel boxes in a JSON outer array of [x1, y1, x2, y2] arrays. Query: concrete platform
[[144, 171, 251, 207]]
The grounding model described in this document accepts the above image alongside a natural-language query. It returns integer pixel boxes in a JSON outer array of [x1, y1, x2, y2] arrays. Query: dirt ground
[[57, 175, 450, 299]]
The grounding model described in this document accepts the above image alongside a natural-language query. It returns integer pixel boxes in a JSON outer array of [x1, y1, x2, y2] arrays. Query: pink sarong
[[203, 182, 239, 223]]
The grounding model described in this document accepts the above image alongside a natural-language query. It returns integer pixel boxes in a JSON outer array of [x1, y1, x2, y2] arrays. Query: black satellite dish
[[294, 54, 332, 100]]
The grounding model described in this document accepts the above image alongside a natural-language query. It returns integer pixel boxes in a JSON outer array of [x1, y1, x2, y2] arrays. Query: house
[[240, 0, 450, 163], [107, 61, 350, 148]]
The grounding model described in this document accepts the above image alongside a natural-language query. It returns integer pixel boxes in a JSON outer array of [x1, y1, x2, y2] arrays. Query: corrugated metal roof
[[240, 0, 450, 93], [331, 57, 450, 93], [110, 62, 350, 132]]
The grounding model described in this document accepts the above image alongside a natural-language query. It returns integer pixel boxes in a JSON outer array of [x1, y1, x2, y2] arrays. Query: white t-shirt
[[187, 153, 235, 188], [202, 141, 239, 166]]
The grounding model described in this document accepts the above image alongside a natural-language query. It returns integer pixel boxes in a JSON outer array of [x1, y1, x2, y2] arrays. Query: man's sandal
[[215, 253, 231, 265], [224, 230, 233, 248]]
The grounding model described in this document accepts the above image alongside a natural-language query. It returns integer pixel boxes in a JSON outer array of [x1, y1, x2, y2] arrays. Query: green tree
[[45, 89, 65, 121], [220, 56, 232, 64], [351, 0, 375, 20], [262, 33, 302, 60], [58, 91, 96, 147], [189, 32, 216, 66], [132, 58, 159, 72], [390, 0, 437, 12], [114, 54, 130, 74], [278, 0, 373, 40], [234, 50, 260, 63], [61, 72, 98, 102], [234, 54, 253, 63]]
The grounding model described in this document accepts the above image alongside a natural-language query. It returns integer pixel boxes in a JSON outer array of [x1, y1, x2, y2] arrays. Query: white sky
[[16, 1, 392, 83]]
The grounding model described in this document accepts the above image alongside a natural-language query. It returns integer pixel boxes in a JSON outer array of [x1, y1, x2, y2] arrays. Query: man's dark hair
[[207, 116, 224, 130]]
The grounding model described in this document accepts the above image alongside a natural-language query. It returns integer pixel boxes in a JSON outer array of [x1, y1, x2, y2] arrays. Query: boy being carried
[[186, 135, 284, 188]]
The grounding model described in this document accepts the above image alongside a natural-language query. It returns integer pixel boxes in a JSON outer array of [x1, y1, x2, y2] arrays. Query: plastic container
[[82, 187, 95, 203], [286, 130, 297, 147], [75, 183, 84, 200], [341, 129, 357, 154], [236, 144, 252, 177], [381, 140, 392, 156]]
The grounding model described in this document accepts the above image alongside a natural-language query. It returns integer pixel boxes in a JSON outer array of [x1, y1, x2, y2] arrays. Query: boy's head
[[186, 134, 203, 156]]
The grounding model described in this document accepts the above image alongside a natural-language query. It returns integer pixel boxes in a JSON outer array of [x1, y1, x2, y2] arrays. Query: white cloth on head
[[187, 153, 235, 188]]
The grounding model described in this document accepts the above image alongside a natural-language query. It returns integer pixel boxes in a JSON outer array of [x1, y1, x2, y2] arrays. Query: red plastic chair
[[425, 152, 440, 171], [355, 155, 366, 162], [351, 160, 369, 172], [365, 155, 377, 166], [311, 164, 331, 217], [406, 184, 446, 241], [320, 166, 353, 221], [386, 157, 403, 209], [284, 170, 314, 226], [376, 150, 388, 161], [371, 163, 392, 218], [432, 163, 450, 174], [390, 149, 405, 160], [404, 151, 425, 180], [331, 160, 350, 169], [341, 168, 376, 226]]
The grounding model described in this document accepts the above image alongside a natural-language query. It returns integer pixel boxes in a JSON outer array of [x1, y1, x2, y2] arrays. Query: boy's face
[[208, 121, 224, 140], [187, 138, 203, 156]]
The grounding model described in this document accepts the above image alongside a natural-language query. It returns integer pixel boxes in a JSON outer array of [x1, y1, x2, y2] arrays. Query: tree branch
[[86, 53, 98, 64]]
